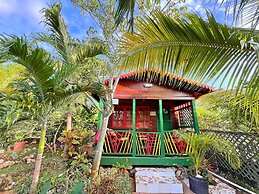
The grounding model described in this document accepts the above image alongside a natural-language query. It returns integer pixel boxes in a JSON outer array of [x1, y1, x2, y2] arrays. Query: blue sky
[[0, 0, 228, 38], [0, 0, 232, 88], [0, 0, 101, 39]]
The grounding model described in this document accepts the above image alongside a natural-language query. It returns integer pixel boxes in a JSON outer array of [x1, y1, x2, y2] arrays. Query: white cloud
[[27, 0, 46, 22], [0, 0, 47, 34], [0, 0, 17, 15]]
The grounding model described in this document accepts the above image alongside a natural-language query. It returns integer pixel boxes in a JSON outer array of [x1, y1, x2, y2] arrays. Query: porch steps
[[135, 167, 183, 194]]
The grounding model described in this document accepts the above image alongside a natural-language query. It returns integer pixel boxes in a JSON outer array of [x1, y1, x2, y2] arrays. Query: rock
[[0, 174, 13, 191], [0, 190, 15, 194], [0, 161, 16, 169], [23, 154, 35, 164], [10, 153, 18, 160]]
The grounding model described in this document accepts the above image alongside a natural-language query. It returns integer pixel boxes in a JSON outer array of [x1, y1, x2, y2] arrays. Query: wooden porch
[[97, 69, 213, 166], [99, 99, 199, 166]]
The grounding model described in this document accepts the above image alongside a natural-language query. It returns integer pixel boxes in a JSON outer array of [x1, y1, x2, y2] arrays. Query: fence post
[[159, 99, 165, 157], [191, 99, 200, 134], [132, 99, 136, 157]]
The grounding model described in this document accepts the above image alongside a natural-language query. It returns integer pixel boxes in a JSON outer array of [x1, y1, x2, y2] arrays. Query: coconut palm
[[114, 0, 259, 30], [221, 0, 259, 29], [119, 11, 259, 127], [0, 3, 106, 193]]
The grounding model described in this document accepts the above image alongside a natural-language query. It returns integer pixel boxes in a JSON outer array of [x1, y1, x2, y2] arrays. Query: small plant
[[86, 167, 133, 194], [58, 129, 95, 161], [113, 160, 132, 170], [113, 160, 133, 175], [178, 131, 241, 177]]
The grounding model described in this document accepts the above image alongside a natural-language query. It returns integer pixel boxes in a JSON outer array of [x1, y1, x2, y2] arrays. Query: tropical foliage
[[115, 0, 259, 30], [72, 0, 128, 178], [222, 0, 259, 28], [0, 64, 24, 92], [119, 11, 259, 127], [179, 132, 241, 176], [197, 90, 257, 132], [0, 3, 106, 192]]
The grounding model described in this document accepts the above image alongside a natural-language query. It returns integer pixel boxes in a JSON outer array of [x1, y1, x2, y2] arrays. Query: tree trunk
[[66, 111, 72, 131], [29, 117, 48, 194], [64, 111, 72, 158], [91, 115, 109, 179]]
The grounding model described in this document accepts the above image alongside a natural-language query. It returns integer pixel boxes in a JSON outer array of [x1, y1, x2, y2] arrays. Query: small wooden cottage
[[98, 69, 213, 166]]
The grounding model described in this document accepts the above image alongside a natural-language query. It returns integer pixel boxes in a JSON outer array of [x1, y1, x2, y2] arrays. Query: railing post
[[191, 99, 200, 134], [159, 99, 165, 157], [132, 99, 136, 157], [97, 99, 103, 130]]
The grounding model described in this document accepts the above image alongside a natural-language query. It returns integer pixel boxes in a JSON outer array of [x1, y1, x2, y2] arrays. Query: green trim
[[159, 99, 165, 157], [191, 100, 200, 134], [103, 153, 132, 156], [97, 100, 103, 130], [132, 99, 136, 157], [101, 156, 192, 166], [135, 154, 160, 157]]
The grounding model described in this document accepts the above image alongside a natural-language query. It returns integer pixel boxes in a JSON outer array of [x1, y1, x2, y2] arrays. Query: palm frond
[[120, 11, 259, 126], [216, 0, 259, 29], [49, 82, 105, 109], [0, 35, 55, 101], [40, 3, 70, 62], [74, 43, 107, 64], [115, 0, 136, 31]]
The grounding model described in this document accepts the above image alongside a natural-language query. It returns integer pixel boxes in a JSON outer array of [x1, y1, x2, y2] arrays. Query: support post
[[159, 99, 165, 157], [132, 99, 136, 157], [191, 100, 200, 134], [97, 99, 103, 130]]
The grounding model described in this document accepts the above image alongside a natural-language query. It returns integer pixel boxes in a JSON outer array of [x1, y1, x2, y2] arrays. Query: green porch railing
[[102, 130, 193, 157]]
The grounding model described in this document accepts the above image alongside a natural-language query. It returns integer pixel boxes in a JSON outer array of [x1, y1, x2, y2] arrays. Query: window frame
[[111, 106, 132, 129], [136, 106, 150, 129]]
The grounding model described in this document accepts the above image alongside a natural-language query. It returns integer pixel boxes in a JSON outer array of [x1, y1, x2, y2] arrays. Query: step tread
[[135, 168, 183, 193]]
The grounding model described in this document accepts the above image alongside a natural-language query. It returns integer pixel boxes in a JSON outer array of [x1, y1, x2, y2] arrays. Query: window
[[112, 106, 150, 129], [112, 106, 132, 128], [136, 107, 150, 129]]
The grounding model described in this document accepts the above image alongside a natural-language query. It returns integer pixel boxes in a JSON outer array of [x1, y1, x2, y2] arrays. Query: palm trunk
[[64, 111, 72, 158], [29, 117, 48, 194], [91, 115, 109, 179]]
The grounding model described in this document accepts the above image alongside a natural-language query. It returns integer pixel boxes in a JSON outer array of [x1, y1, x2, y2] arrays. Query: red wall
[[114, 80, 195, 100]]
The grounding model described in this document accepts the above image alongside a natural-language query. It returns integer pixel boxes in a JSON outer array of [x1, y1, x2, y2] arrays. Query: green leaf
[[71, 182, 86, 194], [39, 181, 52, 194]]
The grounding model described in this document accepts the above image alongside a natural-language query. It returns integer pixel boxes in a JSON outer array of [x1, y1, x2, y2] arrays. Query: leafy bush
[[86, 167, 133, 194]]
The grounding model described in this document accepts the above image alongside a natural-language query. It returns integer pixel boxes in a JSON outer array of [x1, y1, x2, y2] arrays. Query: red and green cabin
[[98, 69, 213, 166]]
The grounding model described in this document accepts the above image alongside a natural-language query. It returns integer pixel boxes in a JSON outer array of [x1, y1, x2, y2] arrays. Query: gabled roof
[[105, 69, 214, 95]]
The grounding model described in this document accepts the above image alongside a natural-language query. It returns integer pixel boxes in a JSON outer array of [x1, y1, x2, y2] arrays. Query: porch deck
[[101, 130, 194, 166], [101, 156, 192, 166]]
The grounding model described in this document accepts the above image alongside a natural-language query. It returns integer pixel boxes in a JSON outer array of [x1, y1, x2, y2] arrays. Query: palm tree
[[36, 3, 107, 158], [0, 3, 106, 193], [119, 11, 258, 127], [114, 0, 258, 126]]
